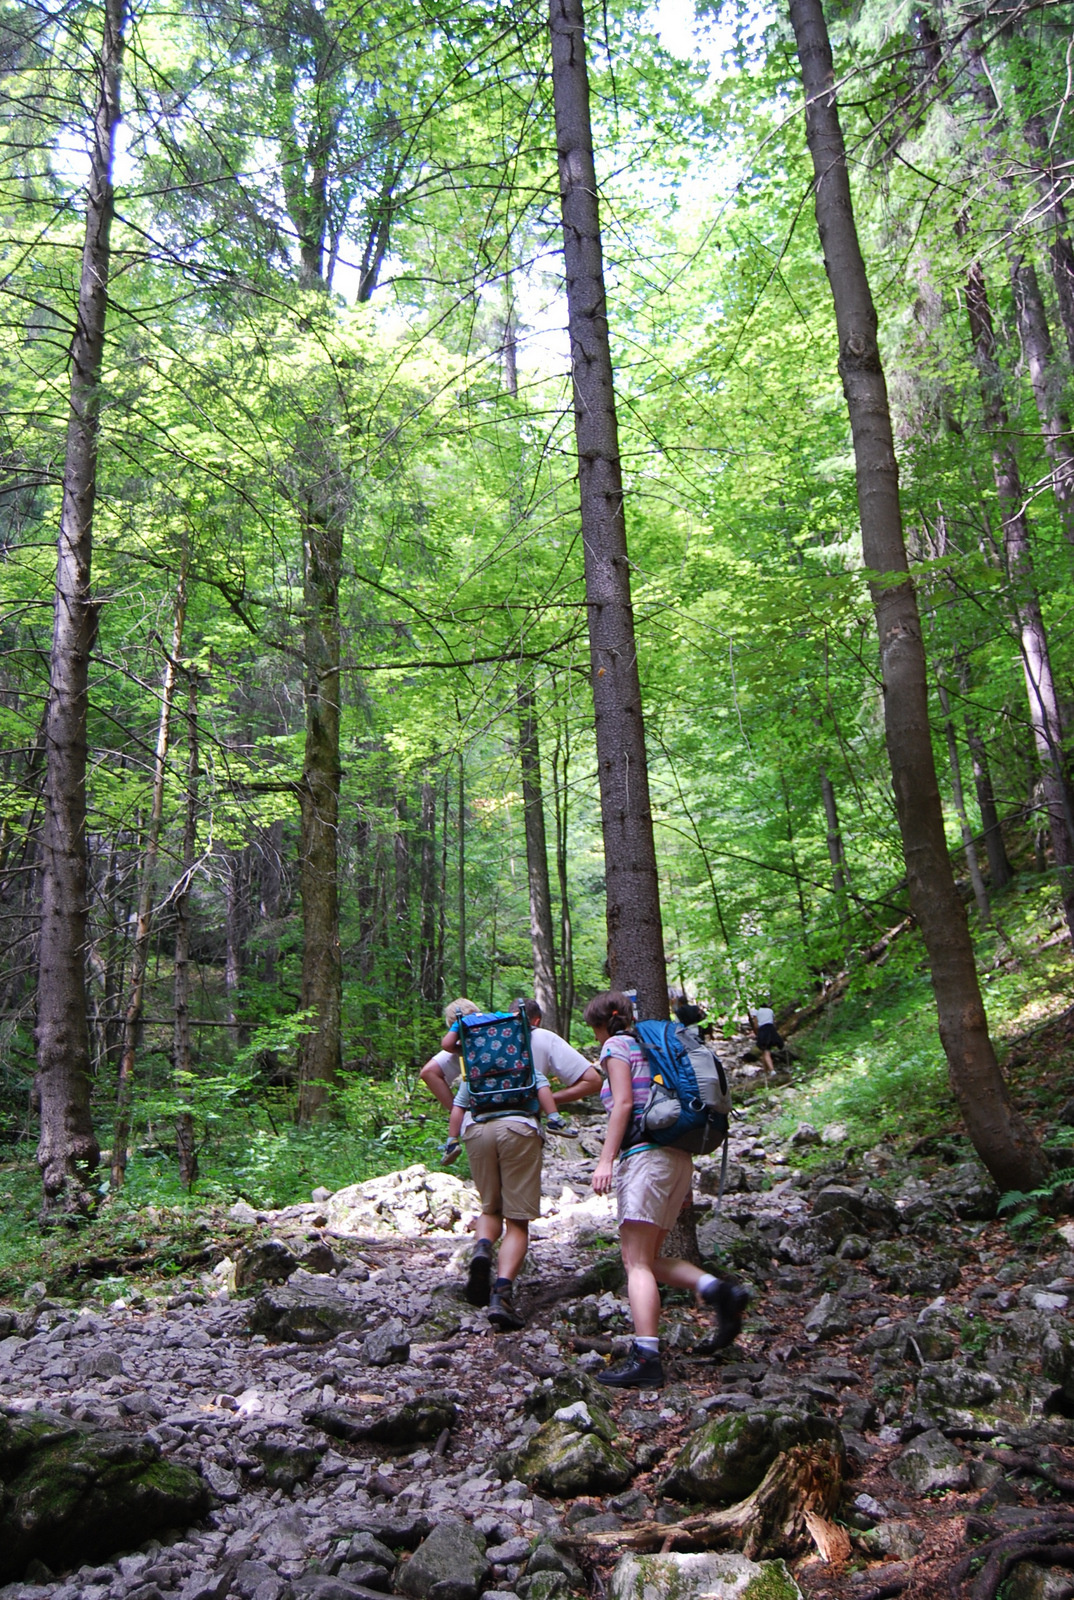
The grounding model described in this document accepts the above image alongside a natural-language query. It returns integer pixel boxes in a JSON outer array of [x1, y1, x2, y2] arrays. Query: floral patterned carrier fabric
[[458, 1011, 540, 1120]]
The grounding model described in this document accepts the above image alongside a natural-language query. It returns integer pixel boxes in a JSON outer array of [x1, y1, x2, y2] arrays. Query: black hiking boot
[[699, 1277, 750, 1350], [465, 1239, 493, 1307], [596, 1342, 664, 1389], [487, 1280, 525, 1331]]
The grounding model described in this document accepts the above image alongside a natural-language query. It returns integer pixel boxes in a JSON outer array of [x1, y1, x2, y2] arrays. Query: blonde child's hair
[[444, 997, 480, 1027]]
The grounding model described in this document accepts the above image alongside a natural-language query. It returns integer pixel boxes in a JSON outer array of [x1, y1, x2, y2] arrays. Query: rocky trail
[[3, 1038, 1074, 1600]]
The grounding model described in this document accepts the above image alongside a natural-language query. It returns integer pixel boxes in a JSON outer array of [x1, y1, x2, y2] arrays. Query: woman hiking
[[585, 990, 749, 1388]]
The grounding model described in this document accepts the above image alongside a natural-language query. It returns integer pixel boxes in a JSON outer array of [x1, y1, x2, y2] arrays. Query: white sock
[[635, 1336, 660, 1355], [697, 1273, 719, 1295]]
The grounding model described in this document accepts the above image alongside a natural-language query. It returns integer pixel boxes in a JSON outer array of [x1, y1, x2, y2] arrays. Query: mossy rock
[[0, 1415, 209, 1581], [511, 1419, 633, 1496], [250, 1438, 322, 1489], [659, 1409, 843, 1505], [524, 1370, 613, 1427], [609, 1551, 802, 1600], [579, 1253, 627, 1294]]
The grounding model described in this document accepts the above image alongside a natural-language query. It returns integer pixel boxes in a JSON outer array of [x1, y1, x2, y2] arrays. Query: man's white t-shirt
[[751, 1007, 775, 1028], [432, 1027, 596, 1135]]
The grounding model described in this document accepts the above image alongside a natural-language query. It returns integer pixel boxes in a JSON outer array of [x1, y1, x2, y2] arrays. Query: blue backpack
[[457, 1010, 540, 1121], [631, 1020, 731, 1156]]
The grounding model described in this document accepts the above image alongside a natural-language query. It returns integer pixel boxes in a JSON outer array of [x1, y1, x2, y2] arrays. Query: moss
[[742, 1563, 801, 1600]]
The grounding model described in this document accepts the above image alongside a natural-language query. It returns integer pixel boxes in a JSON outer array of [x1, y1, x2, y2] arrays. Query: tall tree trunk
[[394, 793, 411, 984], [259, 818, 284, 985], [964, 261, 1074, 943], [225, 847, 247, 1046], [551, 711, 576, 1031], [517, 684, 559, 1029], [418, 779, 439, 1004], [548, 0, 668, 1020], [35, 0, 124, 1217], [818, 765, 849, 918], [457, 752, 467, 995], [1010, 254, 1074, 547], [111, 573, 186, 1189], [937, 682, 991, 924], [788, 0, 1048, 1194], [1025, 113, 1074, 365], [295, 494, 343, 1122], [174, 671, 199, 1189], [958, 658, 1013, 890]]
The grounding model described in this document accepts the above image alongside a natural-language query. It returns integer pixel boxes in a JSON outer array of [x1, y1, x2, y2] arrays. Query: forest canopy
[[3, 0, 1074, 1209]]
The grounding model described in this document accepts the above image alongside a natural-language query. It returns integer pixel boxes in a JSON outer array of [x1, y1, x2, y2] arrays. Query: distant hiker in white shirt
[[747, 1002, 785, 1079]]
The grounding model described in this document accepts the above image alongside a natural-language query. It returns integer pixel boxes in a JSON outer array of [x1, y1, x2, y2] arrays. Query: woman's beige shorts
[[616, 1144, 693, 1230], [462, 1119, 543, 1220]]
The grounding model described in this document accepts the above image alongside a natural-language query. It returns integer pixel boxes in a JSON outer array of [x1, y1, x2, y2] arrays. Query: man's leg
[[496, 1217, 529, 1280]]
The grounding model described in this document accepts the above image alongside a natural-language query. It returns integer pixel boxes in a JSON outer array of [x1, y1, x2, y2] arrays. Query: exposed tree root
[[571, 1442, 844, 1561], [980, 1447, 1074, 1496], [946, 1516, 1074, 1599]]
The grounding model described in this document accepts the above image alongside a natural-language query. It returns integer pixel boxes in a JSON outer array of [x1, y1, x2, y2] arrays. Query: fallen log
[[570, 1441, 844, 1561]]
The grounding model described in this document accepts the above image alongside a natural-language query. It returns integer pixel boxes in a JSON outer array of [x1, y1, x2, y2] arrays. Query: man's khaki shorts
[[616, 1144, 693, 1230], [462, 1119, 543, 1220]]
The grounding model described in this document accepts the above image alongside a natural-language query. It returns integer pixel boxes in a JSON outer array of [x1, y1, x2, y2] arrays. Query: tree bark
[[111, 573, 186, 1189], [548, 0, 668, 1020], [457, 752, 467, 995], [295, 492, 343, 1122], [788, 0, 1048, 1194], [35, 0, 124, 1217], [258, 818, 284, 985], [965, 261, 1074, 944], [937, 681, 991, 924], [1009, 254, 1074, 547], [551, 716, 576, 1031], [1025, 113, 1074, 365], [517, 684, 559, 1030], [959, 662, 1013, 890], [174, 670, 199, 1189], [394, 792, 411, 987], [818, 765, 850, 919], [418, 779, 439, 1005], [225, 847, 248, 1046]]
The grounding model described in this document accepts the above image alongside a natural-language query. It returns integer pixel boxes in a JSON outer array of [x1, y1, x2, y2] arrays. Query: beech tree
[[787, 0, 1049, 1193]]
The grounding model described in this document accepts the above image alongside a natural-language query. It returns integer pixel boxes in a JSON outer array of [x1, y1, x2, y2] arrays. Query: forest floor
[[3, 886, 1074, 1600]]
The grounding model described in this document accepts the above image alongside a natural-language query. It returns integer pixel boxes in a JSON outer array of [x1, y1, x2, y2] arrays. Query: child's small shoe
[[441, 1138, 461, 1166], [545, 1114, 577, 1138]]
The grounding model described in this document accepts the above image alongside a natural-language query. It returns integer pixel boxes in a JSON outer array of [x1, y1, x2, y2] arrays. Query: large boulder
[[327, 1167, 471, 1239], [609, 1551, 802, 1600], [234, 1239, 298, 1288], [510, 1418, 633, 1496], [396, 1517, 489, 1600], [0, 1408, 209, 1582], [802, 1293, 852, 1342], [914, 1361, 1005, 1431], [660, 1409, 843, 1505], [1006, 1562, 1074, 1600], [248, 1274, 370, 1343], [933, 1161, 1000, 1221], [869, 1242, 961, 1296], [889, 1428, 968, 1494], [307, 1399, 457, 1446]]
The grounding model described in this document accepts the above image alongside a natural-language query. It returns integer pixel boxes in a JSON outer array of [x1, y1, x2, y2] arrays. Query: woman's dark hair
[[583, 990, 635, 1035]]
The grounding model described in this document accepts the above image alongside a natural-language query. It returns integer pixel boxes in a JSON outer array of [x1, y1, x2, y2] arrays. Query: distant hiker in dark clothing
[[748, 1002, 784, 1078], [586, 989, 748, 1389]]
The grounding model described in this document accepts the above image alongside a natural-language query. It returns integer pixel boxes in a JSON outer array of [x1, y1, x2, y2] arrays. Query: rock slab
[[396, 1518, 489, 1600]]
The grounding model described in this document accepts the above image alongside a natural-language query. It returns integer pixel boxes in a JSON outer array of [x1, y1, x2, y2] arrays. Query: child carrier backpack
[[457, 1010, 540, 1121], [631, 1020, 731, 1156]]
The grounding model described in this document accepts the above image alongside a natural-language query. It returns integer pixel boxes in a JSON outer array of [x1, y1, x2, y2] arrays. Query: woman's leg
[[619, 1220, 666, 1338]]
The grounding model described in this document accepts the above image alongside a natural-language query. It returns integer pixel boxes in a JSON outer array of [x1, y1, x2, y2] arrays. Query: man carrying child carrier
[[439, 999, 599, 1333]]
